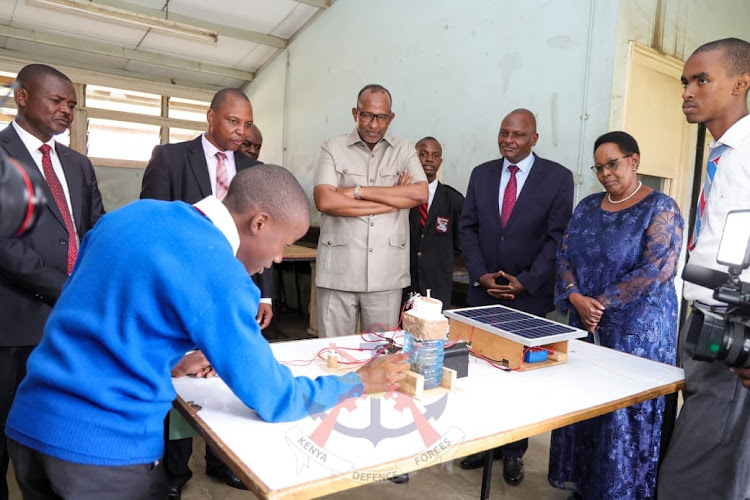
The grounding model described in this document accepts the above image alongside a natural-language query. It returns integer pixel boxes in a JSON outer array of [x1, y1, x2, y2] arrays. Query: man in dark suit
[[458, 109, 574, 485], [140, 88, 268, 497], [240, 123, 263, 161], [0, 64, 104, 499], [406, 136, 464, 308]]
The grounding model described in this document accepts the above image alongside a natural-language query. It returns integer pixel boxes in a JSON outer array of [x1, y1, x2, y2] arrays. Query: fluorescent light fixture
[[27, 0, 219, 43]]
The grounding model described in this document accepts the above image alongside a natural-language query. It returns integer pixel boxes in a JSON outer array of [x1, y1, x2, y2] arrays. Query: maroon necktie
[[215, 151, 229, 201], [500, 165, 519, 228], [419, 203, 428, 228], [40, 144, 78, 274]]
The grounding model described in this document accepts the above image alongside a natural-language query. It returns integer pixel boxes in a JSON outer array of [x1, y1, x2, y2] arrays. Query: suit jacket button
[[421, 234, 424, 239], [500, 236, 505, 241], [417, 252, 422, 257], [59, 238, 66, 245]]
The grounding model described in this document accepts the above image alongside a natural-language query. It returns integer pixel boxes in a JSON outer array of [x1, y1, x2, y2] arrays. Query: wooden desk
[[174, 336, 684, 499], [278, 245, 317, 326]]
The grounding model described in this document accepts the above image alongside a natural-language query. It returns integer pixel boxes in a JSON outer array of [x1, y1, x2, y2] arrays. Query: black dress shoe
[[388, 473, 409, 484], [206, 468, 249, 490], [503, 457, 524, 486], [459, 449, 502, 470], [167, 485, 181, 500]]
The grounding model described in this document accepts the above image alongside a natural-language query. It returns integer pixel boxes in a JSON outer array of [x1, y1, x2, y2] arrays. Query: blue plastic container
[[403, 332, 445, 389]]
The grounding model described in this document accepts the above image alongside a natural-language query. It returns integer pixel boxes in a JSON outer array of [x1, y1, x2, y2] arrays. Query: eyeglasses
[[357, 109, 392, 125], [590, 154, 633, 174]]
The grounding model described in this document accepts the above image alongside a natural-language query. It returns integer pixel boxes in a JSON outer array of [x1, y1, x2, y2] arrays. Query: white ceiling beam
[[77, 0, 289, 48], [0, 48, 223, 99], [294, 0, 330, 8], [0, 23, 254, 81]]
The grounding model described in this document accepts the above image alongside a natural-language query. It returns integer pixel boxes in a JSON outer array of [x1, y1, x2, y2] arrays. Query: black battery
[[443, 341, 469, 378]]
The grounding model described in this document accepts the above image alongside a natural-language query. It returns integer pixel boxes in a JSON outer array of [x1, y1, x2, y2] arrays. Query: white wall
[[247, 0, 750, 224], [248, 0, 620, 222]]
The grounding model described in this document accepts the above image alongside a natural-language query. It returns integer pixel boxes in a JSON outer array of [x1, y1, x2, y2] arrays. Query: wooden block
[[440, 367, 457, 390], [399, 370, 424, 399]]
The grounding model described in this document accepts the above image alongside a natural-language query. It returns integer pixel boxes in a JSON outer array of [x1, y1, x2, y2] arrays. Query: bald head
[[210, 88, 250, 111], [498, 108, 538, 164]]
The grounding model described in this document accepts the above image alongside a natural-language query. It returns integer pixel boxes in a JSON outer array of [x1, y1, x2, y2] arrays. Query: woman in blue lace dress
[[548, 131, 684, 499]]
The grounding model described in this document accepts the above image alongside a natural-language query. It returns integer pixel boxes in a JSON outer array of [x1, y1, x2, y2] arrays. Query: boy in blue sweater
[[6, 165, 408, 499]]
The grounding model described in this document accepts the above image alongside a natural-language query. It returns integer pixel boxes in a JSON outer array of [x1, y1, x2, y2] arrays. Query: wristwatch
[[354, 185, 361, 200]]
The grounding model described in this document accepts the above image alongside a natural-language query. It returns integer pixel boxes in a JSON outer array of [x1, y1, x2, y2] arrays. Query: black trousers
[[166, 438, 227, 487], [0, 346, 34, 500], [8, 439, 166, 500], [499, 438, 528, 459]]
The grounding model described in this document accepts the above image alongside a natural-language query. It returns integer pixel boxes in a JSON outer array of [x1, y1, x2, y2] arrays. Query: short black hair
[[224, 165, 310, 225], [356, 84, 392, 109], [16, 64, 72, 90], [210, 88, 250, 111], [416, 136, 442, 153], [594, 131, 640, 156], [693, 38, 750, 75]]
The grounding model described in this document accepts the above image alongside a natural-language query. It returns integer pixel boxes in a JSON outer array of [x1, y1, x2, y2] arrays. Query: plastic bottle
[[403, 332, 445, 389]]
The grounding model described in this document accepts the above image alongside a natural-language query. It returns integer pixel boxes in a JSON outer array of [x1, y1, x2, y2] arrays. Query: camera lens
[[0, 154, 46, 238]]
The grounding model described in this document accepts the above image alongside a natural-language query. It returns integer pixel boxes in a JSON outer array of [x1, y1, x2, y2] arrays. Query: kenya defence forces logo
[[284, 347, 464, 481]]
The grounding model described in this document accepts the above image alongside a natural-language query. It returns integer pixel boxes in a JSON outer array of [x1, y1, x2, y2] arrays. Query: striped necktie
[[215, 151, 229, 201], [419, 203, 428, 228], [501, 165, 519, 228], [689, 143, 728, 251]]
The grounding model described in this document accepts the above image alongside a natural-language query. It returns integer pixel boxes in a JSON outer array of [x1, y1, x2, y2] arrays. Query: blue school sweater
[[6, 200, 362, 466]]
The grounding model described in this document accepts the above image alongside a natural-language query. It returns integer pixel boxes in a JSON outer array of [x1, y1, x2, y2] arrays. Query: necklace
[[608, 181, 642, 204]]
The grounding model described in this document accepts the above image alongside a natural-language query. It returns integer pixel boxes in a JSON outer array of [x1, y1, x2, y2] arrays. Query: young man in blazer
[[0, 64, 104, 499], [458, 108, 574, 485], [140, 88, 269, 497], [406, 136, 464, 308]]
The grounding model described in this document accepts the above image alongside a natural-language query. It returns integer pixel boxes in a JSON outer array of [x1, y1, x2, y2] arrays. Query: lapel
[[56, 144, 83, 232], [504, 153, 543, 232], [488, 160, 504, 233], [187, 136, 211, 198], [0, 125, 66, 229]]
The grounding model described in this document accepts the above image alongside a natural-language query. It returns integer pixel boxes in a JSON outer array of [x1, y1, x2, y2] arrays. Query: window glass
[[169, 127, 201, 144], [169, 96, 209, 121], [86, 85, 161, 116], [87, 118, 159, 161]]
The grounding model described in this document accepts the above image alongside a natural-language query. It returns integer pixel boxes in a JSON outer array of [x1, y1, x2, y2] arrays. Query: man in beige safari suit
[[313, 84, 428, 338]]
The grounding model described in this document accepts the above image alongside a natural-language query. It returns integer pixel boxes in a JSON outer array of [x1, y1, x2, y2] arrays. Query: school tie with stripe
[[419, 202, 428, 228], [689, 143, 728, 250]]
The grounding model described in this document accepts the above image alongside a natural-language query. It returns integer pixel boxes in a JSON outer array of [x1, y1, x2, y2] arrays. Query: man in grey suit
[[313, 84, 428, 339], [0, 63, 104, 499]]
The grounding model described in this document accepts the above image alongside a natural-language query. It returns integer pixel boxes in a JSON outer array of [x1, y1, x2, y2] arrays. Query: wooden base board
[[399, 367, 457, 400], [448, 320, 568, 371]]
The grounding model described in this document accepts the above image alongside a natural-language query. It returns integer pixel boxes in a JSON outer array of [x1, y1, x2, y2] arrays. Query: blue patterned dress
[[548, 191, 683, 499]]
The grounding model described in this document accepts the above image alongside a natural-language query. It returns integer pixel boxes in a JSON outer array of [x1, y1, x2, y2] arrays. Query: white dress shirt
[[427, 178, 438, 211], [201, 134, 237, 195], [683, 114, 750, 304], [497, 152, 535, 215]]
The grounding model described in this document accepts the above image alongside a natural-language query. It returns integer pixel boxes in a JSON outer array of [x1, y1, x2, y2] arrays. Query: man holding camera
[[658, 38, 750, 500]]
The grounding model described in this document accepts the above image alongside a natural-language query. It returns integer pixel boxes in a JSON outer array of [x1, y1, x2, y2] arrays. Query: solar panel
[[444, 304, 588, 347]]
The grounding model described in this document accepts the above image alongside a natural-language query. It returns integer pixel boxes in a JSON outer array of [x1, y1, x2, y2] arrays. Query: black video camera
[[0, 151, 46, 238], [683, 210, 750, 368]]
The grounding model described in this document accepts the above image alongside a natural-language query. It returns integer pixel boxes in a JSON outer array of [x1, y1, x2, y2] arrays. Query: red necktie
[[215, 151, 228, 201], [501, 165, 519, 228], [419, 203, 428, 228], [40, 144, 78, 275]]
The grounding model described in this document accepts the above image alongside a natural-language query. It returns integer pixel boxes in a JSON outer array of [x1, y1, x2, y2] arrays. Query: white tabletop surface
[[173, 335, 684, 499]]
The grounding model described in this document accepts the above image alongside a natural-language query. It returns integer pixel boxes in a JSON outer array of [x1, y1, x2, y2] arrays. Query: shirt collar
[[428, 178, 439, 195], [346, 127, 395, 148], [201, 133, 233, 159], [502, 152, 535, 173], [714, 113, 750, 150], [194, 196, 240, 256], [12, 120, 56, 155]]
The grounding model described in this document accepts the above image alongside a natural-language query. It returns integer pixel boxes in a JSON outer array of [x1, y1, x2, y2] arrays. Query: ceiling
[[0, 0, 329, 92]]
